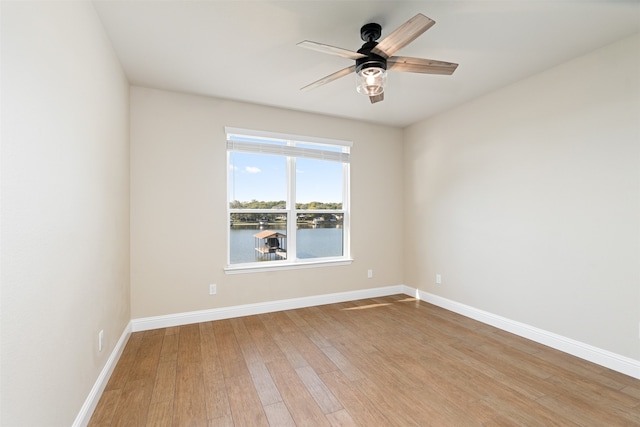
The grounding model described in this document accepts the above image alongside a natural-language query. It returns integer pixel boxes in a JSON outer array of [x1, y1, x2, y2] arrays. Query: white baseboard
[[409, 287, 640, 380], [72, 321, 132, 427], [131, 285, 406, 332]]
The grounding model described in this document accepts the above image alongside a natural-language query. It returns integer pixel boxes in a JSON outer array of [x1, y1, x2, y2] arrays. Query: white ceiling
[[94, 1, 640, 128]]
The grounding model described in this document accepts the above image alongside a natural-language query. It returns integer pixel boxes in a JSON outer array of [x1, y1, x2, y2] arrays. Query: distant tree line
[[229, 200, 342, 210], [229, 200, 286, 210]]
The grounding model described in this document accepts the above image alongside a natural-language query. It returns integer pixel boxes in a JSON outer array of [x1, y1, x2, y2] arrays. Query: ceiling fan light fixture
[[355, 53, 387, 96], [356, 66, 387, 96]]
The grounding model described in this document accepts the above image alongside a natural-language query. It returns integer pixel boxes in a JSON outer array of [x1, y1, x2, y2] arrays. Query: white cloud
[[245, 166, 261, 174]]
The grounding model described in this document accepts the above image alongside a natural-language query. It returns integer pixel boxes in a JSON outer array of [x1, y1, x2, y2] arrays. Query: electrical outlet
[[436, 274, 442, 284], [367, 269, 373, 279], [98, 330, 104, 352], [209, 284, 217, 295]]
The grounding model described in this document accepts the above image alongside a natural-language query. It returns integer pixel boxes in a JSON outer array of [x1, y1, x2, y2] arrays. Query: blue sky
[[228, 152, 343, 203]]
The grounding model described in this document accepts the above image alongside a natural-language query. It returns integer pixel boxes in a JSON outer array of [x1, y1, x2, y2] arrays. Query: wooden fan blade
[[388, 56, 458, 75], [369, 93, 384, 104], [300, 65, 356, 91], [371, 13, 435, 58], [297, 40, 366, 60]]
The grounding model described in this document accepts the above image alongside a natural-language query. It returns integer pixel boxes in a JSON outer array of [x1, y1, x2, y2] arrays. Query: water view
[[229, 224, 343, 264]]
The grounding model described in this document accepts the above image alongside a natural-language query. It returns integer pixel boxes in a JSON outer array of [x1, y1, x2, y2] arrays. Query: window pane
[[230, 214, 287, 264], [229, 152, 286, 208], [296, 213, 343, 259], [296, 158, 342, 208]]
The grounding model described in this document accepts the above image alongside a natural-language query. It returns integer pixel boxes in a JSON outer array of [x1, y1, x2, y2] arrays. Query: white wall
[[404, 34, 640, 360], [130, 87, 404, 319], [1, 2, 130, 425]]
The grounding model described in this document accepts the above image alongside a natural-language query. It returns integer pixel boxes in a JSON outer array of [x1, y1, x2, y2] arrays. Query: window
[[225, 127, 351, 272]]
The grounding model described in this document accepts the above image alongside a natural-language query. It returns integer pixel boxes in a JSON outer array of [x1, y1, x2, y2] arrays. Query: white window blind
[[225, 127, 351, 163]]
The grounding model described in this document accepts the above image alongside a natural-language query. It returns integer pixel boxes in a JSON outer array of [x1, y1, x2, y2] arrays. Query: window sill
[[224, 258, 353, 274]]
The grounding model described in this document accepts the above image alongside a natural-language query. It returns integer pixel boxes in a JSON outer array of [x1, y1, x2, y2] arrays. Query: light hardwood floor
[[89, 295, 640, 426]]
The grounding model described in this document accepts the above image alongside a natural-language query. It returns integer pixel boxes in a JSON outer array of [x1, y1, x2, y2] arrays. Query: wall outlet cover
[[98, 330, 104, 352]]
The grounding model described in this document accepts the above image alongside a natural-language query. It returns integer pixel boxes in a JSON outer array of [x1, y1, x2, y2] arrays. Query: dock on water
[[254, 230, 287, 260]]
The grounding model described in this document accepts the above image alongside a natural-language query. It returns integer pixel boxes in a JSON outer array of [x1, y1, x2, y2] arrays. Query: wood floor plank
[[103, 333, 143, 392], [295, 365, 343, 414], [242, 315, 287, 363], [286, 330, 338, 374], [158, 333, 179, 362], [213, 320, 249, 379], [230, 317, 264, 366], [475, 342, 554, 380], [145, 400, 173, 427], [448, 340, 549, 400], [103, 332, 163, 426], [260, 310, 299, 335], [275, 334, 312, 369], [88, 389, 121, 426], [176, 324, 200, 364], [90, 295, 640, 426], [483, 394, 578, 427], [263, 401, 297, 426], [199, 322, 232, 421], [622, 384, 640, 400], [266, 358, 331, 426], [535, 395, 615, 426], [164, 326, 180, 336], [544, 374, 640, 425], [206, 415, 234, 427], [201, 363, 232, 421], [261, 314, 311, 369], [457, 399, 500, 425], [173, 326, 207, 427], [284, 309, 333, 349], [325, 408, 357, 427], [173, 361, 208, 426], [342, 347, 481, 426], [298, 306, 351, 343], [598, 367, 640, 389], [349, 377, 421, 426], [247, 361, 283, 406], [319, 370, 390, 426], [149, 359, 177, 404], [109, 378, 154, 427], [199, 321, 219, 364], [551, 368, 640, 409], [224, 373, 269, 426], [319, 345, 365, 381], [484, 327, 550, 355]]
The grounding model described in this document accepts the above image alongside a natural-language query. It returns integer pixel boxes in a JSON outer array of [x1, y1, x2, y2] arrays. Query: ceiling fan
[[298, 13, 458, 104]]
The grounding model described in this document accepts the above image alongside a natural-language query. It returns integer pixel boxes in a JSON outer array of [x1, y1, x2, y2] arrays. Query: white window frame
[[224, 127, 352, 274]]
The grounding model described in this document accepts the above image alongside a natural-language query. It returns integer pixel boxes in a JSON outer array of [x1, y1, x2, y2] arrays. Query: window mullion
[[227, 149, 232, 266], [342, 161, 350, 260], [287, 154, 296, 262]]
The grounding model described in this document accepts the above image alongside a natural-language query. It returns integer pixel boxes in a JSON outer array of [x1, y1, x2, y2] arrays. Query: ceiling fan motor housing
[[356, 41, 387, 74], [360, 23, 382, 42], [356, 23, 386, 73]]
